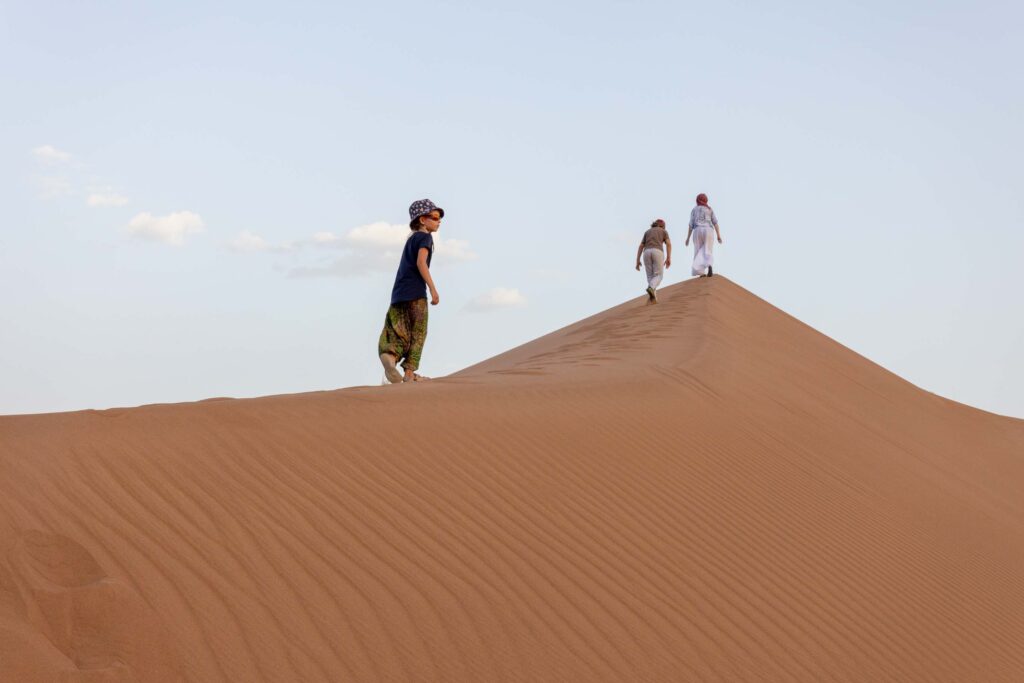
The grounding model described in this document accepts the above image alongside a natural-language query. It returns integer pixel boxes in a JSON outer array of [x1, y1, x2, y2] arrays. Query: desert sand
[[2, 276, 1023, 682]]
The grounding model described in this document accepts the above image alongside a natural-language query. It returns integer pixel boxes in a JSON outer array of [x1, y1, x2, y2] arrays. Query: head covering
[[696, 193, 709, 207], [408, 198, 445, 228], [651, 218, 666, 228]]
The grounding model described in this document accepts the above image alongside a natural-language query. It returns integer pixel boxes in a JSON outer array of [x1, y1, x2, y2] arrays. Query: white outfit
[[642, 248, 665, 289], [689, 205, 719, 276], [690, 228, 715, 276]]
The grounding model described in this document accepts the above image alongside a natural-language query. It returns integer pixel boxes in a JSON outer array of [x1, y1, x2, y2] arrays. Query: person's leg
[[703, 228, 715, 276], [649, 249, 665, 289], [642, 249, 664, 301], [379, 353, 402, 382], [401, 298, 429, 380], [378, 304, 408, 383], [691, 228, 708, 276], [642, 249, 655, 300]]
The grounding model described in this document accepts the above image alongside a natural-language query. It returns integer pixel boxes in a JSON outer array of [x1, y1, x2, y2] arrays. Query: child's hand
[[635, 263, 641, 271], [665, 258, 671, 268], [684, 239, 690, 247], [717, 236, 723, 244], [430, 290, 440, 305]]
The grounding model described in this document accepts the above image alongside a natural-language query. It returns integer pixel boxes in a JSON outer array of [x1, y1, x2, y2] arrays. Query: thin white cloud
[[87, 192, 129, 207], [464, 287, 528, 312], [531, 267, 573, 283], [312, 231, 345, 246], [32, 144, 72, 163], [126, 211, 204, 246], [33, 176, 73, 199], [315, 223, 477, 261], [288, 252, 394, 278], [611, 230, 641, 244], [345, 221, 409, 250], [228, 230, 293, 252], [293, 221, 477, 277], [436, 238, 475, 261]]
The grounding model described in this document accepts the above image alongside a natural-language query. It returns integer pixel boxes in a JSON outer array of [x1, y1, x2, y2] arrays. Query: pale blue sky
[[2, 1, 1022, 417]]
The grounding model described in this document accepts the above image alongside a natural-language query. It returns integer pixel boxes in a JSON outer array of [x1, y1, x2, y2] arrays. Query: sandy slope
[[2, 276, 1023, 682]]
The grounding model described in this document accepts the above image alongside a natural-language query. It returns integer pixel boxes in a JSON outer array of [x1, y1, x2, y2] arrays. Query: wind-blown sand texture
[[2, 276, 1023, 682]]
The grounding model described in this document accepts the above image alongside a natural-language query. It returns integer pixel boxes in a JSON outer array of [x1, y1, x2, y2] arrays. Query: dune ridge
[[2, 276, 1023, 681]]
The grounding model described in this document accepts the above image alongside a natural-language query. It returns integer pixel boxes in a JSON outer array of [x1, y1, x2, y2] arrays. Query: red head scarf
[[696, 193, 709, 207]]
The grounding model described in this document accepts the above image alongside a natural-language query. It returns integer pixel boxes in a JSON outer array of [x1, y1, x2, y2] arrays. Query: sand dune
[[2, 276, 1023, 682]]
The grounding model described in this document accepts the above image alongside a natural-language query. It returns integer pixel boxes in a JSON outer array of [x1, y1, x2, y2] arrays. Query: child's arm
[[635, 242, 644, 270], [665, 236, 672, 268], [417, 248, 439, 305]]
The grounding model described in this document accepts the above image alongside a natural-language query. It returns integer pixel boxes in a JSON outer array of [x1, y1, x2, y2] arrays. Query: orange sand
[[2, 276, 1023, 681]]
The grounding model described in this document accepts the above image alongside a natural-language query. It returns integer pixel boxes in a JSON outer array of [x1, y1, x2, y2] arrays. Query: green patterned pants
[[378, 298, 429, 372]]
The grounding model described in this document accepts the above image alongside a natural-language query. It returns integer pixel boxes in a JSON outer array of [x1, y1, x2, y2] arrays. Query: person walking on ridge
[[378, 199, 443, 383], [635, 218, 672, 303], [685, 193, 723, 277]]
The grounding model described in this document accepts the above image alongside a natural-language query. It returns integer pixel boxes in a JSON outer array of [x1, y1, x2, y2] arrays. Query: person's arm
[[712, 210, 723, 243], [417, 247, 439, 305], [685, 227, 693, 247], [635, 242, 644, 270], [664, 236, 672, 268]]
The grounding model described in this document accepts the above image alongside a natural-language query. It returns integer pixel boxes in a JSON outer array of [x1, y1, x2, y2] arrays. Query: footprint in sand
[[3, 530, 182, 682]]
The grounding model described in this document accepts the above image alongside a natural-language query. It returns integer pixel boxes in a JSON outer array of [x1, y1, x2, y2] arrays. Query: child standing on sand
[[635, 218, 672, 303], [685, 193, 723, 277], [378, 199, 443, 383]]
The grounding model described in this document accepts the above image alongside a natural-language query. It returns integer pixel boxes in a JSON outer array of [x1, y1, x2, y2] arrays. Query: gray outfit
[[643, 248, 665, 289]]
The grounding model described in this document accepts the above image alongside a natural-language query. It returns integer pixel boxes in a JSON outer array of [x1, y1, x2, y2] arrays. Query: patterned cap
[[408, 198, 445, 227]]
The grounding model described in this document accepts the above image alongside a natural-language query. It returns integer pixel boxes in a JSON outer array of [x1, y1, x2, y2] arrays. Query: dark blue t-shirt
[[390, 231, 433, 304]]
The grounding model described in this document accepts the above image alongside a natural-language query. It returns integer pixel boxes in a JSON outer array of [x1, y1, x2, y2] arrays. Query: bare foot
[[379, 353, 403, 384], [403, 372, 430, 382]]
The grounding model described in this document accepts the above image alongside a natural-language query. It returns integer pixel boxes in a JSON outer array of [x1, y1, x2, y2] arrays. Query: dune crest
[[2, 276, 1023, 681]]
